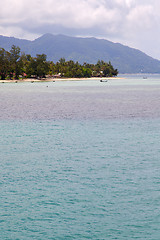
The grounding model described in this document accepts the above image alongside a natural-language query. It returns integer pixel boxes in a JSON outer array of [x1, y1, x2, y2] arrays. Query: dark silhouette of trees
[[0, 46, 118, 80], [9, 45, 21, 79], [0, 48, 10, 80]]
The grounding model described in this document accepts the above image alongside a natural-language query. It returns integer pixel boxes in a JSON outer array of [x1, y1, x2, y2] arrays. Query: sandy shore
[[0, 77, 124, 83]]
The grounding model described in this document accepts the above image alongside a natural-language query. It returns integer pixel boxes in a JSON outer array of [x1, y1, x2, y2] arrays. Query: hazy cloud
[[1, 0, 160, 59]]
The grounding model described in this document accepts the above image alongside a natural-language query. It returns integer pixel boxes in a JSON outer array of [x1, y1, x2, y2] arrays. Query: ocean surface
[[1, 75, 160, 239]]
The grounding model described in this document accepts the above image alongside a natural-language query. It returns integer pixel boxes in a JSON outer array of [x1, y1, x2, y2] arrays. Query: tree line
[[0, 45, 118, 80]]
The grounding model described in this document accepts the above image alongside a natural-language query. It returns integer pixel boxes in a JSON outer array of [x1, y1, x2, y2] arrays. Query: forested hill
[[1, 33, 160, 73]]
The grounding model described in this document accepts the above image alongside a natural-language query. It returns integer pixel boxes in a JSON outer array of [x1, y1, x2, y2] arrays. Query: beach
[[0, 76, 124, 83]]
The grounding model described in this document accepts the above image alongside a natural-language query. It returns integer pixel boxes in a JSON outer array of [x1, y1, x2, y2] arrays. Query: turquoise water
[[1, 76, 160, 239]]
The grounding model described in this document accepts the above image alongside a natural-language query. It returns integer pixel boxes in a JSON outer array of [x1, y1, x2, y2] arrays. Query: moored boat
[[100, 79, 108, 82]]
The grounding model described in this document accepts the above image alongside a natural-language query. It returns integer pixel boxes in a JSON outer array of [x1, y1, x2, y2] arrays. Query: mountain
[[1, 33, 160, 73]]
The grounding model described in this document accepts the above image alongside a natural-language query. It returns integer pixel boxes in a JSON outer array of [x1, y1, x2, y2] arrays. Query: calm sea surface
[[1, 75, 160, 239]]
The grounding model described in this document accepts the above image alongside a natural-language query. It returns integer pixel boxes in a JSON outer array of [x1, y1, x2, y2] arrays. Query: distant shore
[[0, 77, 124, 83]]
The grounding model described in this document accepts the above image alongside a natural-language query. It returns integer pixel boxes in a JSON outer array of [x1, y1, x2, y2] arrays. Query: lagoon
[[1, 75, 160, 239], [1, 75, 160, 120]]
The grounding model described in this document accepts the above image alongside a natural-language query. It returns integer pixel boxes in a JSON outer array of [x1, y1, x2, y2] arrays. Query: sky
[[1, 0, 160, 60]]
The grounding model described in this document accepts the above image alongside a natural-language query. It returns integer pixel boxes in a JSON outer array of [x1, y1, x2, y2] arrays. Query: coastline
[[0, 77, 124, 83]]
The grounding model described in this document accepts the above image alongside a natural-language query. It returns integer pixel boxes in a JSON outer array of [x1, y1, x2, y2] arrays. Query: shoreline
[[0, 77, 124, 83]]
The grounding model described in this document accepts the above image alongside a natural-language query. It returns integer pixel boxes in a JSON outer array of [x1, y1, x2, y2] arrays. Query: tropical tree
[[0, 48, 11, 80], [25, 54, 49, 78], [82, 68, 92, 78], [9, 45, 22, 79], [0, 45, 118, 80], [35, 54, 49, 78]]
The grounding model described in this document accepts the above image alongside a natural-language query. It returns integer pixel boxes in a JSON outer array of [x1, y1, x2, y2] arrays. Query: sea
[[0, 74, 160, 239]]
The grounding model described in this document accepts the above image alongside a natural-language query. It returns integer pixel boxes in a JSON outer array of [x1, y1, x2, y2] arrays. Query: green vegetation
[[0, 45, 118, 80]]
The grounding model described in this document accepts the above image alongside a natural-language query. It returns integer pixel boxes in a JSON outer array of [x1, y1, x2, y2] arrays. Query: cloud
[[1, 0, 160, 58], [0, 1, 152, 28], [0, 0, 152, 32]]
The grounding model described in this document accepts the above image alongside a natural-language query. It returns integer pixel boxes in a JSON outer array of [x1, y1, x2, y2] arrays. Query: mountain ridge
[[0, 33, 160, 73]]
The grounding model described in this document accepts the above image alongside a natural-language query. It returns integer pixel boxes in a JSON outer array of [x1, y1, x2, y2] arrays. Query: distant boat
[[100, 79, 108, 82]]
